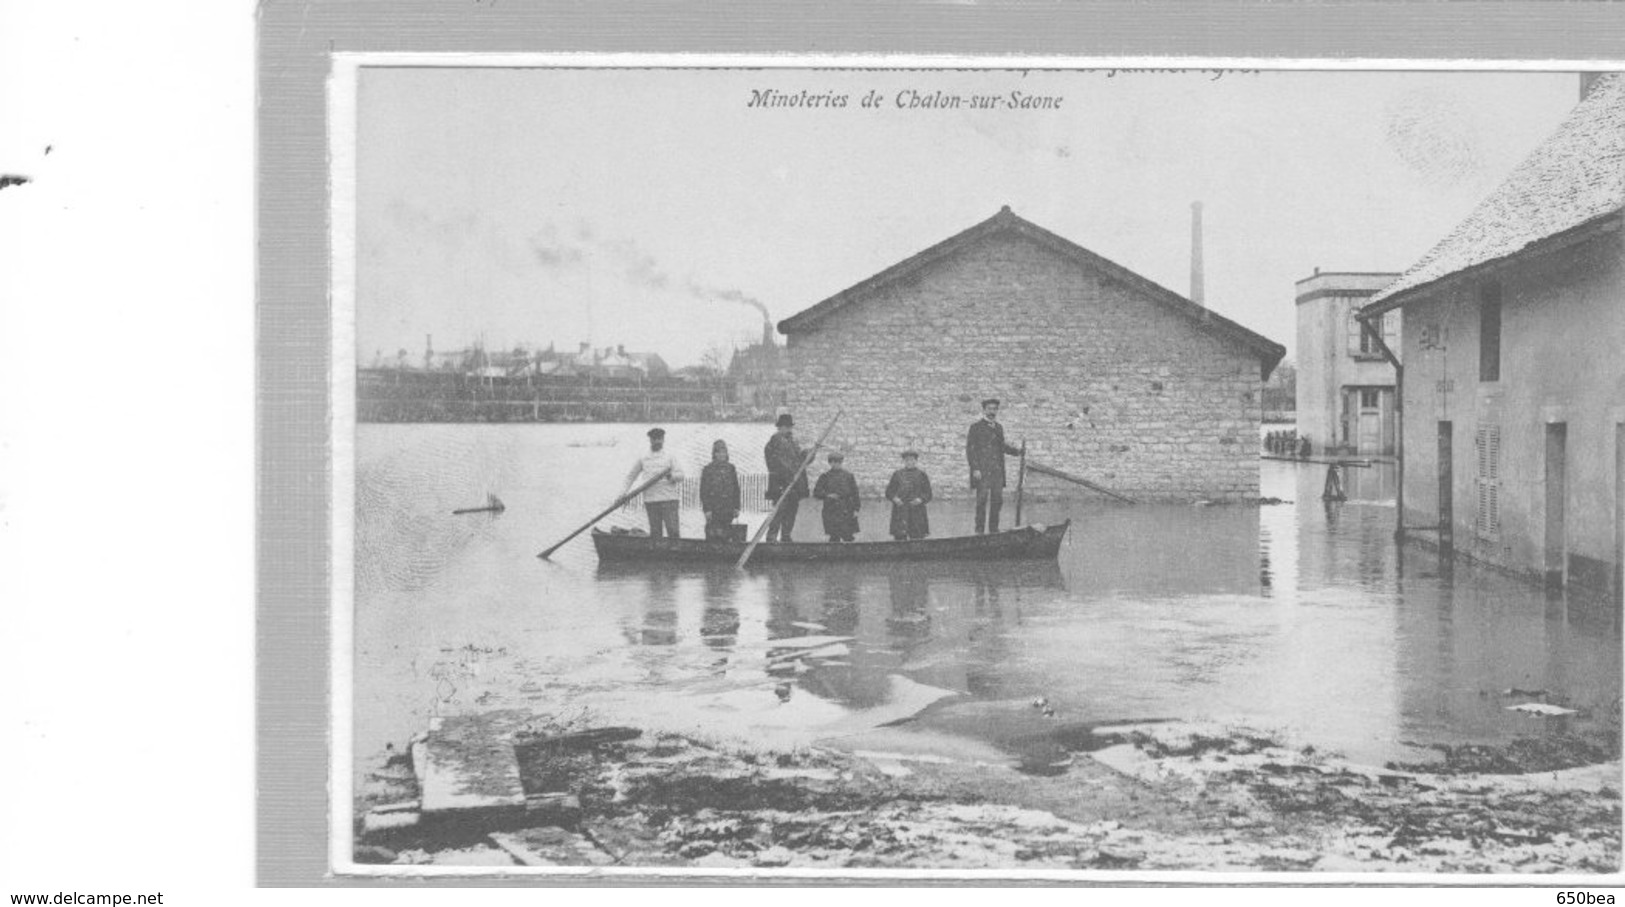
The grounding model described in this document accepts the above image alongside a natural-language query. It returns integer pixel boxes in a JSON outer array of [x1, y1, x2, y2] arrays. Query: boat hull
[[590, 521, 1069, 563]]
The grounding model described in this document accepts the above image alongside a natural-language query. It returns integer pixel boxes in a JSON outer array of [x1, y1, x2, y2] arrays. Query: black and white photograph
[[21, 1, 1625, 900], [331, 60, 1625, 878]]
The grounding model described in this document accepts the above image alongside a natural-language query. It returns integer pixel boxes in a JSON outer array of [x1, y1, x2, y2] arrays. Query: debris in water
[[1508, 703, 1579, 717], [452, 493, 506, 515]]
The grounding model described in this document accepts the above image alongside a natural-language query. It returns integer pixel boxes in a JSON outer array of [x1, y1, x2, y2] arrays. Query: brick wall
[[783, 231, 1266, 502]]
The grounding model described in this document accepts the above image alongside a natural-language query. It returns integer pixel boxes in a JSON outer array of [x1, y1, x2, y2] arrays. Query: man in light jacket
[[623, 427, 685, 538]]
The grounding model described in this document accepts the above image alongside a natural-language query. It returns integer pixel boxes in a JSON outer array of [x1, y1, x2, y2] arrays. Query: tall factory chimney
[[762, 318, 775, 349], [1189, 201, 1205, 307]]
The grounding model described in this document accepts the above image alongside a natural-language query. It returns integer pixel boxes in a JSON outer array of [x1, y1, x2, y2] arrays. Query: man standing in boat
[[622, 427, 685, 538], [763, 413, 810, 542], [966, 397, 1022, 534]]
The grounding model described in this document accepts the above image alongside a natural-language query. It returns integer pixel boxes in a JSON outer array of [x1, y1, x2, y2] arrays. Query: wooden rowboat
[[590, 520, 1069, 564]]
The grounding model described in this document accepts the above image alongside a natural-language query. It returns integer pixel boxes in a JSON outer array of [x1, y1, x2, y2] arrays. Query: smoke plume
[[526, 219, 772, 324]]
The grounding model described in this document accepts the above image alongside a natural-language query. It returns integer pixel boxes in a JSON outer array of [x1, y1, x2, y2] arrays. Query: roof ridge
[[778, 207, 1285, 377]]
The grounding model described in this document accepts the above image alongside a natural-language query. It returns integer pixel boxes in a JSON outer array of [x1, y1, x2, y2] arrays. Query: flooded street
[[353, 422, 1621, 780]]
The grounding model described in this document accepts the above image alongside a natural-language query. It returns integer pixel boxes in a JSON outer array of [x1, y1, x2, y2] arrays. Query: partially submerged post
[[1356, 313, 1404, 539], [1014, 440, 1027, 526], [452, 493, 506, 515], [1024, 458, 1135, 503]]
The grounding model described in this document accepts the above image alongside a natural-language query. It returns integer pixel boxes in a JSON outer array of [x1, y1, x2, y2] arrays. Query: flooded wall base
[[1402, 520, 1621, 600]]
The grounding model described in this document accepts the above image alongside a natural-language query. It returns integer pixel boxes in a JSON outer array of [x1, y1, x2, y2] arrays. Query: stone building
[[776, 207, 1287, 502], [1359, 74, 1625, 593], [1294, 270, 1401, 455]]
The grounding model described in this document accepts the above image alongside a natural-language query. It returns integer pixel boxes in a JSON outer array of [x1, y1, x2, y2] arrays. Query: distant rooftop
[[779, 205, 1287, 377], [1295, 271, 1400, 304]]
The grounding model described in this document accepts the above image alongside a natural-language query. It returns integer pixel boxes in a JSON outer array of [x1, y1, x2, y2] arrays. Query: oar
[[1014, 441, 1026, 526], [736, 409, 843, 569], [537, 468, 670, 559], [1025, 458, 1136, 503]]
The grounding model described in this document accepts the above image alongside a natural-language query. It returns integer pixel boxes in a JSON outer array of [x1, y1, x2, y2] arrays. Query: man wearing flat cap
[[966, 398, 1021, 534], [763, 413, 809, 542], [622, 426, 685, 538]]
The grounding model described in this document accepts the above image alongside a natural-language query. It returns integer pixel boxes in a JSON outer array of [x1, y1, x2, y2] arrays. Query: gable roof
[[1365, 74, 1625, 315], [778, 206, 1286, 378]]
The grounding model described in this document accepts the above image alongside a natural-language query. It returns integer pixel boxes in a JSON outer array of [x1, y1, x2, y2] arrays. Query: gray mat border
[[258, 0, 1625, 886]]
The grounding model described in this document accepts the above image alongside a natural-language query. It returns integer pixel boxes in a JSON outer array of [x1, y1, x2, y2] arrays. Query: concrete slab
[[417, 710, 529, 816]]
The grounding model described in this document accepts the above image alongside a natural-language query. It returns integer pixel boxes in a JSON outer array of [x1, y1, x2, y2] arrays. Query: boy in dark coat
[[885, 450, 933, 540], [812, 451, 861, 542], [700, 439, 742, 541]]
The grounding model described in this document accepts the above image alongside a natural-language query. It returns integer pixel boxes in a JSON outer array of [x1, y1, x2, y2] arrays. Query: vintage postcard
[[329, 57, 1623, 879]]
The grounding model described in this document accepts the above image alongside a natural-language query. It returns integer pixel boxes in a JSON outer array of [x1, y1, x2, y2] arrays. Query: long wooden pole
[[1024, 459, 1136, 503], [1014, 441, 1027, 526], [537, 467, 670, 559], [737, 409, 843, 569]]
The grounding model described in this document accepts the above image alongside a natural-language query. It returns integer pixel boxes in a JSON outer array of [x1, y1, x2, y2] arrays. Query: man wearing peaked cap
[[622, 426, 685, 538]]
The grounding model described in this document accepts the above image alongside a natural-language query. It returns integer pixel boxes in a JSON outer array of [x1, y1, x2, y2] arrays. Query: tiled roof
[[778, 206, 1286, 377], [1366, 74, 1625, 313]]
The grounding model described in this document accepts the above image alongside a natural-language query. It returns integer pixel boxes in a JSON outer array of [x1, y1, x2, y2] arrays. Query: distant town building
[[1294, 271, 1401, 455], [1360, 73, 1625, 593], [403, 339, 670, 381], [1260, 360, 1297, 421], [778, 206, 1287, 501], [728, 321, 787, 413]]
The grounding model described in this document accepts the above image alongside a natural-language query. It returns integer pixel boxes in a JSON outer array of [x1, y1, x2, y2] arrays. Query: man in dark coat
[[763, 413, 809, 541], [885, 450, 932, 540], [812, 451, 861, 542], [966, 398, 1022, 534], [699, 439, 742, 541]]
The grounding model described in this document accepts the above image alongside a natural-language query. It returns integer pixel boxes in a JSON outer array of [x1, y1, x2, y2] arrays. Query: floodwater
[[353, 423, 1621, 779]]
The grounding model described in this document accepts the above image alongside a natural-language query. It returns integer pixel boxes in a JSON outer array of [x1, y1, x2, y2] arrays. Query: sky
[[354, 66, 1580, 368]]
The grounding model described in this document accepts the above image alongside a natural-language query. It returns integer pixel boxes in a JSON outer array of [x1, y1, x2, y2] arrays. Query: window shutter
[[1474, 425, 1502, 539]]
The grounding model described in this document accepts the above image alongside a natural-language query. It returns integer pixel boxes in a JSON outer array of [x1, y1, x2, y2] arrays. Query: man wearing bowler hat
[[763, 413, 809, 542], [622, 427, 685, 538], [966, 398, 1022, 534]]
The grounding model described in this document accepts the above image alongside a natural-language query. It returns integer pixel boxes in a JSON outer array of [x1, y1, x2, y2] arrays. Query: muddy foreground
[[354, 711, 1621, 875]]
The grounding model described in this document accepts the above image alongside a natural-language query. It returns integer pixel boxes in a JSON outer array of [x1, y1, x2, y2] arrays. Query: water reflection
[[700, 570, 740, 649], [595, 559, 1065, 712], [354, 425, 1623, 773]]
